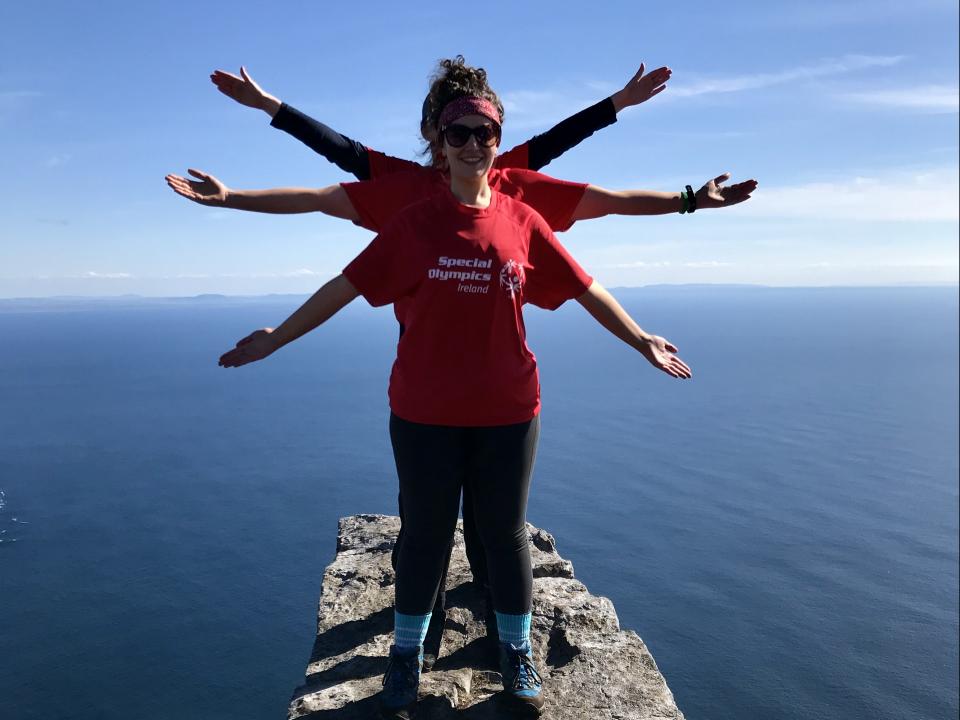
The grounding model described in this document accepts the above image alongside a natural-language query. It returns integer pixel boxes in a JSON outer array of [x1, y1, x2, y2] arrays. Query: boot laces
[[510, 650, 542, 691]]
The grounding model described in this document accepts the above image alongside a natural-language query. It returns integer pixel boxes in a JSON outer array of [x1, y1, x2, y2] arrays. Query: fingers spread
[[714, 172, 732, 184], [187, 168, 208, 180]]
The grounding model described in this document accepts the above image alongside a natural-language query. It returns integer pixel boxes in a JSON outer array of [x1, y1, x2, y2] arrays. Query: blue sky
[[1, 0, 957, 296]]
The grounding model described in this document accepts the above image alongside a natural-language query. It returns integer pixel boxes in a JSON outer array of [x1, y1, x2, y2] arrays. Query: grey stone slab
[[289, 515, 685, 719]]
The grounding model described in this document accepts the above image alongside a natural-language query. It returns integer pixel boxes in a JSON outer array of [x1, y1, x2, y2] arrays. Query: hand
[[611, 63, 672, 112], [165, 169, 229, 206], [219, 328, 280, 368], [639, 335, 692, 379], [694, 173, 758, 210], [210, 66, 280, 116]]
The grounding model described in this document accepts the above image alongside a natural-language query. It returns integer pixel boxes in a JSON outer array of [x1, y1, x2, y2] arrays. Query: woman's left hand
[[219, 328, 280, 368], [639, 335, 693, 379], [695, 173, 758, 209]]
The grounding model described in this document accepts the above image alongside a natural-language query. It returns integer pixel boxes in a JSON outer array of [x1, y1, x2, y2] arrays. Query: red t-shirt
[[342, 187, 593, 427], [343, 167, 586, 235], [366, 143, 530, 179]]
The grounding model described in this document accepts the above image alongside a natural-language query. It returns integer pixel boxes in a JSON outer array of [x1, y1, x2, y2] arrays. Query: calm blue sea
[[1, 286, 957, 720]]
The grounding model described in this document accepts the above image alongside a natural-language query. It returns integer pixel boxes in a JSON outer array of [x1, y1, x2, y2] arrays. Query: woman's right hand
[[219, 328, 280, 368], [610, 63, 672, 112], [210, 66, 281, 116], [165, 169, 229, 206]]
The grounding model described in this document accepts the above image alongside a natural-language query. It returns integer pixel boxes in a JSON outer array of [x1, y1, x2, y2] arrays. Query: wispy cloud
[[501, 85, 613, 131], [82, 272, 134, 279], [55, 269, 325, 281], [841, 84, 959, 112], [738, 167, 959, 221], [0, 90, 41, 116], [0, 90, 41, 103], [45, 153, 72, 168], [604, 260, 673, 269], [683, 261, 734, 268], [216, 269, 324, 279], [670, 55, 905, 98], [601, 259, 734, 270]]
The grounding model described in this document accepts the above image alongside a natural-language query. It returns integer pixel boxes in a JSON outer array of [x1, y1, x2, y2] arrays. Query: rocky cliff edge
[[288, 514, 686, 719]]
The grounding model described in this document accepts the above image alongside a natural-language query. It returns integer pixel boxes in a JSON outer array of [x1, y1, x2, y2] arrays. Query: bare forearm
[[225, 187, 329, 214], [225, 185, 358, 219], [576, 281, 653, 352], [272, 275, 359, 349], [573, 185, 682, 221], [575, 279, 693, 380]]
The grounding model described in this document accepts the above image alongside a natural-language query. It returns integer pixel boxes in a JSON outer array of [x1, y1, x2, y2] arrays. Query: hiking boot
[[379, 644, 422, 719], [498, 641, 544, 716], [422, 608, 445, 672]]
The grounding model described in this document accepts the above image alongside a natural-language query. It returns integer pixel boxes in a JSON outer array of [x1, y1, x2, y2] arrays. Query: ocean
[[1, 286, 957, 720]]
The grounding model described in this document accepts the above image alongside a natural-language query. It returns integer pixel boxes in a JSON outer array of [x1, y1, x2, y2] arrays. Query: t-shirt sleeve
[[342, 217, 423, 307], [367, 150, 428, 179], [341, 172, 428, 232], [494, 143, 530, 170], [504, 169, 587, 233], [523, 215, 593, 311]]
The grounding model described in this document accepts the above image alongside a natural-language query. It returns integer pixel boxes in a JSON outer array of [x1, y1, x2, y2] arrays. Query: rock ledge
[[288, 514, 685, 719]]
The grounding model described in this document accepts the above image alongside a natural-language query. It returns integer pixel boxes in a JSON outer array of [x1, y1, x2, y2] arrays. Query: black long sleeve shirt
[[269, 98, 618, 181]]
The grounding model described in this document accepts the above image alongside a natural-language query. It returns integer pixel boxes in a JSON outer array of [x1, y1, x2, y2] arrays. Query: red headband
[[438, 96, 501, 129]]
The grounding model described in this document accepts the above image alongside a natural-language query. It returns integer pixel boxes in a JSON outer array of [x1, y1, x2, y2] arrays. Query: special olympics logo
[[499, 260, 525, 297]]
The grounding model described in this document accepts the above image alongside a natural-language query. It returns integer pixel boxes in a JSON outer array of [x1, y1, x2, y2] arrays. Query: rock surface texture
[[288, 514, 686, 719]]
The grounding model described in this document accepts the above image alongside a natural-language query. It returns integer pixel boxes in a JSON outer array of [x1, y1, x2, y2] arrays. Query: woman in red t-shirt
[[214, 93, 692, 718]]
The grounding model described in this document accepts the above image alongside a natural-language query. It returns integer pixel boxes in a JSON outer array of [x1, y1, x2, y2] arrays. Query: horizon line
[[0, 281, 957, 303]]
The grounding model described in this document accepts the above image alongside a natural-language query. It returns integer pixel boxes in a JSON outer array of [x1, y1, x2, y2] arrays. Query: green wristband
[[679, 190, 689, 214]]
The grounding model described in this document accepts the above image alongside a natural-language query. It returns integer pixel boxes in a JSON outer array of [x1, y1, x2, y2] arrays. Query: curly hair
[[420, 56, 504, 167]]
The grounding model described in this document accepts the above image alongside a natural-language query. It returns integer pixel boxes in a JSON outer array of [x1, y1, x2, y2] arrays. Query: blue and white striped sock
[[393, 611, 432, 651], [495, 611, 532, 648]]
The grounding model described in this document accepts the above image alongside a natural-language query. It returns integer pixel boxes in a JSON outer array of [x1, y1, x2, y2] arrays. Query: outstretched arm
[[523, 63, 672, 172], [572, 173, 758, 221], [165, 169, 359, 221], [210, 67, 370, 180], [576, 281, 692, 379], [219, 274, 359, 368]]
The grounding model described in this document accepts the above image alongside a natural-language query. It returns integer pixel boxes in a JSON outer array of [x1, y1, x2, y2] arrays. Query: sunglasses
[[442, 122, 501, 148]]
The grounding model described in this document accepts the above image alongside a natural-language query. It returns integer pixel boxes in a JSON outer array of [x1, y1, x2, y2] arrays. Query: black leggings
[[389, 413, 540, 616], [391, 484, 488, 614]]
